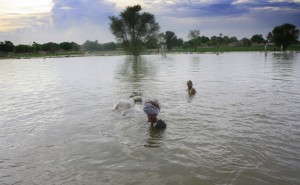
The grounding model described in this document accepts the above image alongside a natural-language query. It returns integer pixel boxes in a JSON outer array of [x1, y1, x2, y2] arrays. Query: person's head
[[143, 100, 160, 123], [187, 80, 193, 88]]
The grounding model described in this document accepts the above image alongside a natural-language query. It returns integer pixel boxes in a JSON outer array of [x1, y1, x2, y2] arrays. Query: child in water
[[143, 99, 166, 129], [186, 80, 196, 95]]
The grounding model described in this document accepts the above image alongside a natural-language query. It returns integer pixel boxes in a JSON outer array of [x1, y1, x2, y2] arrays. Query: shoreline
[[1, 50, 299, 60]]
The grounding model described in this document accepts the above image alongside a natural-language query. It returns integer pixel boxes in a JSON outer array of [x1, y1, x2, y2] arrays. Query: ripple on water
[[1, 53, 300, 184]]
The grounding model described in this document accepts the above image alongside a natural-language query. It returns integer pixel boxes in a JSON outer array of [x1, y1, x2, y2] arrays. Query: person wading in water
[[143, 99, 166, 129]]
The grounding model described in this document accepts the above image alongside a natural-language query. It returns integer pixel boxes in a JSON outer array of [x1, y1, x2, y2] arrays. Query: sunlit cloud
[[0, 0, 53, 14], [0, 0, 53, 31], [0, 0, 299, 44]]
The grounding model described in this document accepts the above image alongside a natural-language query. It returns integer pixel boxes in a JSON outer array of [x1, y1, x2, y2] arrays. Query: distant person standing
[[186, 80, 196, 95]]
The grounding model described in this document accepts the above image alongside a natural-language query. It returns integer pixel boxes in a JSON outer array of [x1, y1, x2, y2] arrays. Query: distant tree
[[218, 33, 224, 45], [188, 30, 201, 51], [223, 36, 231, 44], [60, 42, 74, 51], [32, 42, 42, 53], [157, 32, 166, 45], [102, 42, 117, 51], [174, 38, 184, 48], [165, 31, 177, 50], [209, 36, 219, 47], [266, 32, 273, 43], [14, 45, 33, 53], [182, 41, 191, 49], [241, 38, 251, 47], [42, 42, 60, 53], [145, 36, 158, 49], [270, 23, 299, 50], [0, 41, 15, 53], [251, 34, 265, 43], [229, 36, 238, 43], [109, 5, 160, 56], [83, 40, 100, 51], [200, 36, 210, 44], [71, 42, 80, 51]]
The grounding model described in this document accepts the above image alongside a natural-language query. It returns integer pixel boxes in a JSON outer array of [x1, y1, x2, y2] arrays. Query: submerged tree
[[109, 5, 160, 56], [270, 23, 299, 51]]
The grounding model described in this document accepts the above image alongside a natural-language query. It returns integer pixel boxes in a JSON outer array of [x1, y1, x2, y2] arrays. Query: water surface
[[0, 52, 300, 185]]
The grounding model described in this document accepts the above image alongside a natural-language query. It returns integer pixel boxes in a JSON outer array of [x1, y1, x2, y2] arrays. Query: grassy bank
[[1, 45, 300, 59], [172, 45, 300, 53], [2, 50, 127, 59]]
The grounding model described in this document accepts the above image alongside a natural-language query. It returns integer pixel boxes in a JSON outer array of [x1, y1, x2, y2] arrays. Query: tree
[[157, 33, 166, 45], [270, 23, 299, 50], [188, 30, 201, 51], [145, 36, 158, 49], [32, 42, 42, 53], [267, 32, 273, 43], [42, 42, 60, 53], [241, 38, 251, 47], [209, 36, 219, 47], [165, 31, 177, 50], [229, 36, 238, 43], [174, 38, 184, 48], [102, 42, 117, 51], [251, 34, 265, 43], [60, 42, 74, 51], [83, 40, 100, 51], [109, 5, 160, 56], [0, 41, 15, 53], [15, 45, 33, 53], [200, 36, 210, 44]]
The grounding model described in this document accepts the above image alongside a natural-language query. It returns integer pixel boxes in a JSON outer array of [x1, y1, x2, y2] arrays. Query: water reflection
[[115, 56, 156, 82], [271, 52, 297, 78], [1, 53, 300, 184], [187, 94, 195, 103], [114, 56, 158, 96], [272, 52, 295, 61], [144, 126, 165, 148]]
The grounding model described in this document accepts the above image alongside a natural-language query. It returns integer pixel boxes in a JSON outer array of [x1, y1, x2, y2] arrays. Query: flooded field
[[0, 52, 300, 185]]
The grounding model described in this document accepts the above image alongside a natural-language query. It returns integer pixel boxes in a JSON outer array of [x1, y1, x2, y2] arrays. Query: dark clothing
[[153, 119, 166, 129]]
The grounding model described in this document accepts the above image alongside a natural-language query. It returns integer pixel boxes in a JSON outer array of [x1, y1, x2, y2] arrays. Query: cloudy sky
[[0, 0, 300, 45]]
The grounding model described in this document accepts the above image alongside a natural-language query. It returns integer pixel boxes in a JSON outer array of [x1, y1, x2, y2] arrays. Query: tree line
[[0, 40, 117, 55], [0, 32, 276, 55]]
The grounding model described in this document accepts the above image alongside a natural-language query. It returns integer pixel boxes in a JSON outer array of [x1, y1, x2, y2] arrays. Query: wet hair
[[187, 80, 193, 85]]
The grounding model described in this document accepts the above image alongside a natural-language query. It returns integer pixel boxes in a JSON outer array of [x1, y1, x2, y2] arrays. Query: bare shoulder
[[190, 88, 196, 95]]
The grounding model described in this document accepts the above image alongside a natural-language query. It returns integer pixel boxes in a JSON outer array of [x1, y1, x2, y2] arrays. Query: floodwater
[[0, 52, 300, 185]]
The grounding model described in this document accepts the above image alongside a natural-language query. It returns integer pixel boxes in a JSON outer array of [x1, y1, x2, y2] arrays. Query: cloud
[[52, 0, 115, 27], [144, 0, 300, 39], [0, 0, 299, 44], [144, 0, 300, 18], [0, 0, 117, 44]]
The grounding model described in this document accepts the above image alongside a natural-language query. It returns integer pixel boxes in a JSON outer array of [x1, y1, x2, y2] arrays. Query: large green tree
[[270, 23, 299, 50], [109, 5, 160, 56]]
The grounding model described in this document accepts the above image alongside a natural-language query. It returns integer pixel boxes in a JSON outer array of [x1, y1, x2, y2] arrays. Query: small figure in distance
[[143, 99, 166, 129], [186, 80, 196, 95]]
